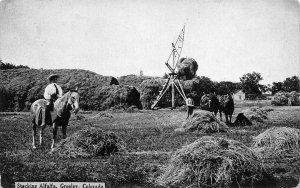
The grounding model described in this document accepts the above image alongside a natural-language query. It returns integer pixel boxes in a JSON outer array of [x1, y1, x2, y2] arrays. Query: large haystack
[[252, 127, 300, 158], [0, 69, 119, 111], [242, 106, 268, 123], [271, 91, 300, 106], [179, 111, 228, 133], [288, 91, 300, 106], [157, 136, 263, 187], [53, 128, 126, 158], [118, 75, 155, 91], [93, 85, 142, 111], [176, 58, 198, 80], [139, 78, 172, 109]]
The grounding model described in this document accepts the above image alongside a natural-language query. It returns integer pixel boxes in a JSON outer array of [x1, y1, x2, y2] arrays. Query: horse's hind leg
[[32, 123, 37, 149], [39, 127, 44, 146], [51, 123, 58, 152]]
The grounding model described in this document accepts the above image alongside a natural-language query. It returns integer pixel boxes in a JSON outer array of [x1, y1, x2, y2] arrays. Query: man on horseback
[[43, 74, 63, 124]]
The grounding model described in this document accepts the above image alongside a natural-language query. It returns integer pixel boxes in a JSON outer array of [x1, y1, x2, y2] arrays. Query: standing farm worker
[[44, 74, 63, 113], [186, 95, 195, 119]]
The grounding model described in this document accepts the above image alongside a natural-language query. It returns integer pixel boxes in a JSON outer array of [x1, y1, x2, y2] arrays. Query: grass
[[0, 102, 300, 187]]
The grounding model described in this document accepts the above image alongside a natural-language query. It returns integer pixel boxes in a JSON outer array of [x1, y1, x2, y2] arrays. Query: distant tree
[[271, 82, 283, 95], [196, 76, 216, 94], [239, 72, 263, 96], [282, 76, 299, 92], [215, 81, 240, 95], [0, 59, 29, 70]]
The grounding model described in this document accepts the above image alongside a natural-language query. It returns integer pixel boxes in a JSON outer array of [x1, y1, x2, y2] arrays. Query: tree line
[[0, 59, 29, 70], [163, 71, 299, 98]]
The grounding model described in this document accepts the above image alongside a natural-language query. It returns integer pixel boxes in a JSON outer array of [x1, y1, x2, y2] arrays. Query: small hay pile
[[252, 127, 300, 158], [178, 111, 228, 133], [242, 106, 268, 123], [52, 128, 126, 158], [232, 113, 252, 126], [157, 136, 263, 187], [271, 91, 300, 106]]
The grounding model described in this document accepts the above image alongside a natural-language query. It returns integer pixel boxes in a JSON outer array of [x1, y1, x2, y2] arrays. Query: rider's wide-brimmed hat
[[47, 74, 59, 81]]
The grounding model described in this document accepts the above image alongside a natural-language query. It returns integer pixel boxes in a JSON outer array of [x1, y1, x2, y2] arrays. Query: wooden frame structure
[[151, 25, 187, 110]]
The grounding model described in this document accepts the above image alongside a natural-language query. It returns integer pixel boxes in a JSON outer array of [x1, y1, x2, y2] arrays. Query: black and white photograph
[[0, 0, 299, 187]]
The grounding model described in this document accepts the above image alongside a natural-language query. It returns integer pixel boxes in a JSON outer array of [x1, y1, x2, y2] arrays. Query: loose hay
[[157, 136, 263, 187], [242, 106, 268, 123], [252, 127, 300, 158], [180, 111, 228, 133], [52, 128, 126, 158]]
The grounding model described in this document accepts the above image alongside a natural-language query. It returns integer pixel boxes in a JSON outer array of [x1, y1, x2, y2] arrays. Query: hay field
[[0, 100, 300, 188]]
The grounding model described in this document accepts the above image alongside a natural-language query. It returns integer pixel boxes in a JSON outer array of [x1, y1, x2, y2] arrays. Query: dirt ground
[[0, 100, 300, 188]]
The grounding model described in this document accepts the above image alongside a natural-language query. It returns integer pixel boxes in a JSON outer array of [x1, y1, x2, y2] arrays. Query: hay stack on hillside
[[242, 106, 268, 123], [157, 136, 263, 187], [252, 127, 300, 158], [53, 128, 126, 158], [178, 111, 228, 133], [118, 75, 156, 90]]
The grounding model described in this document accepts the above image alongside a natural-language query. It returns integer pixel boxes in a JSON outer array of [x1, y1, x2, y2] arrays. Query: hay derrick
[[53, 128, 126, 158], [252, 127, 300, 158], [179, 111, 228, 133], [157, 136, 263, 187]]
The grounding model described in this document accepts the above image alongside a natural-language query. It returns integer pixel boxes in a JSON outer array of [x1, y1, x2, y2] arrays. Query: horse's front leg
[[51, 123, 58, 152], [62, 124, 67, 139], [32, 123, 37, 149], [225, 113, 229, 124], [229, 114, 232, 124]]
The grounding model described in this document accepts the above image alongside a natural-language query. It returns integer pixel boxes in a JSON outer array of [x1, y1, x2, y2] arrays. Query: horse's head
[[67, 87, 80, 114]]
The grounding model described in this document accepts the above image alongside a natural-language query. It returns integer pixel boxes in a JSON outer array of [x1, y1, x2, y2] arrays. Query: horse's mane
[[54, 91, 71, 116]]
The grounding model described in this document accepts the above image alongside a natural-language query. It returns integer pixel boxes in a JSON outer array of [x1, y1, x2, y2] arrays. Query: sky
[[0, 0, 299, 85]]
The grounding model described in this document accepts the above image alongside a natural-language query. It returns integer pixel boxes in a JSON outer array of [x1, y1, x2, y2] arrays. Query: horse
[[30, 88, 80, 151], [218, 94, 234, 124], [200, 93, 220, 116]]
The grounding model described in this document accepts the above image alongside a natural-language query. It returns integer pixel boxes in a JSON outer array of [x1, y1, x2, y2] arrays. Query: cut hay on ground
[[252, 127, 300, 158], [157, 136, 263, 187], [242, 106, 268, 123], [177, 110, 228, 133], [52, 128, 126, 158]]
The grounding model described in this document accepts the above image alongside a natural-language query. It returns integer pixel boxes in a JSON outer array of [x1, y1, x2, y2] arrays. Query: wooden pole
[[172, 76, 175, 109]]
